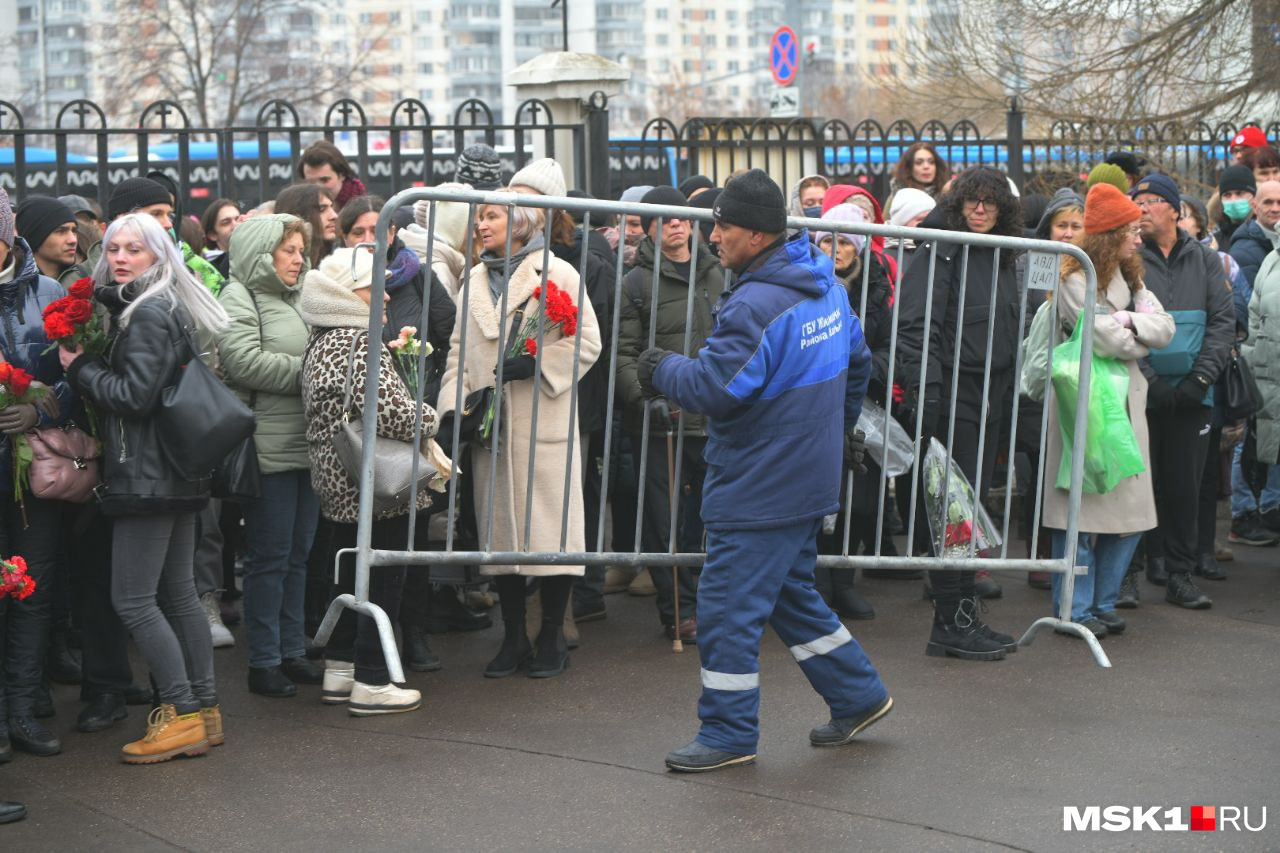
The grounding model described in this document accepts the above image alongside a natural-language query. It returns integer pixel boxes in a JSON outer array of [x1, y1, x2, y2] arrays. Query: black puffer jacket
[[551, 227, 616, 434], [67, 285, 209, 516], [896, 206, 1021, 426], [382, 237, 456, 407]]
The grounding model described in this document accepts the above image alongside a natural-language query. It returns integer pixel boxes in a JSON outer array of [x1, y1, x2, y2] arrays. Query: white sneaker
[[348, 681, 421, 716], [321, 661, 355, 705], [202, 591, 234, 648]]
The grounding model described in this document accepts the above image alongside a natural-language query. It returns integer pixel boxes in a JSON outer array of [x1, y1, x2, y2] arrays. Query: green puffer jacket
[[615, 236, 725, 436], [216, 214, 312, 473]]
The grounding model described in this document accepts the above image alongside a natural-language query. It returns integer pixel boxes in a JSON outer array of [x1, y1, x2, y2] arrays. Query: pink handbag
[[25, 425, 101, 503]]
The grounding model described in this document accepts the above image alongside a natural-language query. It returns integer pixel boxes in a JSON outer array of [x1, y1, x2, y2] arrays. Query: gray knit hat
[[456, 144, 503, 190], [509, 158, 567, 198], [0, 187, 13, 248]]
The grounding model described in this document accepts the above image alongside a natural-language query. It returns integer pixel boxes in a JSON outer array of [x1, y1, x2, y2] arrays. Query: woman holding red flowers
[[0, 188, 72, 761], [437, 163, 601, 680], [58, 212, 229, 764]]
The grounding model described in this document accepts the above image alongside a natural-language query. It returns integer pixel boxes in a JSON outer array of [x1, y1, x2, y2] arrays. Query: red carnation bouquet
[[0, 361, 51, 504], [43, 277, 106, 356], [0, 555, 35, 601], [479, 280, 579, 443]]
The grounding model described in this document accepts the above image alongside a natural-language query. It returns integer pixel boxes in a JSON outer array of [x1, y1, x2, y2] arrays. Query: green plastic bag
[[1051, 311, 1145, 494]]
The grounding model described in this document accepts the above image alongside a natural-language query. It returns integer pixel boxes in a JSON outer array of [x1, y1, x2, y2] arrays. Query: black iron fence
[[2, 94, 1276, 217]]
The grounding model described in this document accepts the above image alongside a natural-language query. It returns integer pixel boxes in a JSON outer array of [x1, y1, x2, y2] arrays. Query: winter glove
[[844, 428, 867, 472], [1145, 378, 1177, 413], [0, 403, 39, 436], [646, 397, 678, 432], [637, 347, 675, 398], [496, 354, 536, 383], [1174, 373, 1211, 410]]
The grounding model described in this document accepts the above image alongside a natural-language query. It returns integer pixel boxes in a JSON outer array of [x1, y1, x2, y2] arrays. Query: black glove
[[646, 397, 678, 432], [1146, 378, 1177, 413], [637, 347, 675, 398], [844, 428, 867, 472], [1173, 373, 1211, 410], [496, 354, 536, 383], [434, 412, 456, 456]]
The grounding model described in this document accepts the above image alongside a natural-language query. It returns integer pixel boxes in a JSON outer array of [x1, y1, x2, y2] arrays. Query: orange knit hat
[[1084, 182, 1141, 234]]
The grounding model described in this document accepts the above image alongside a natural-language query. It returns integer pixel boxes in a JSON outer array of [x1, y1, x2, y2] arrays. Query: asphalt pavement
[[4, 536, 1278, 852]]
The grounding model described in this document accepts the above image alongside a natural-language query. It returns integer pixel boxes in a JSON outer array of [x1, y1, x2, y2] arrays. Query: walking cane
[[666, 425, 683, 653]]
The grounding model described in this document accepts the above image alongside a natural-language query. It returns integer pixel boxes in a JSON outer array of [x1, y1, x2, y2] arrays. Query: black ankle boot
[[1146, 556, 1169, 586], [830, 570, 875, 620], [484, 621, 533, 678], [403, 624, 442, 672], [924, 595, 1008, 661], [424, 586, 493, 634], [528, 624, 569, 679]]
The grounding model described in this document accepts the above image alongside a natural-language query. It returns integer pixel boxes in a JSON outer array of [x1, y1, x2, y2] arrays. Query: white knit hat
[[888, 188, 936, 227], [315, 246, 374, 292], [415, 183, 471, 252], [508, 158, 567, 197]]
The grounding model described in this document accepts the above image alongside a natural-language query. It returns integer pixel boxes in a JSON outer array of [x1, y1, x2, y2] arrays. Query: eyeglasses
[[1133, 198, 1168, 209], [962, 198, 994, 211], [1128, 226, 1143, 236]]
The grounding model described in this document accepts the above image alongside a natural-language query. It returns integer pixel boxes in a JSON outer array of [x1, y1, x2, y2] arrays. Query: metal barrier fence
[[312, 187, 1108, 681]]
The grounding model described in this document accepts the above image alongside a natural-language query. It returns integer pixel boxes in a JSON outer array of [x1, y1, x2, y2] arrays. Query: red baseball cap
[[1232, 126, 1268, 149]]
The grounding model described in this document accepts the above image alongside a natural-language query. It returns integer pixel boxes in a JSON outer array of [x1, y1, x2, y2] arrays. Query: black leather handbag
[[1224, 349, 1262, 421], [211, 435, 261, 501], [156, 330, 257, 481]]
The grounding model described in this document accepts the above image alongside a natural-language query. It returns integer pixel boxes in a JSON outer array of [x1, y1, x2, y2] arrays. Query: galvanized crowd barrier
[[312, 186, 1108, 681]]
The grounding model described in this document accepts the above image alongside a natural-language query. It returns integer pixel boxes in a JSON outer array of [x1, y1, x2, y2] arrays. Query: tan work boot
[[200, 706, 224, 747], [121, 704, 209, 764], [603, 567, 634, 594], [628, 568, 657, 596]]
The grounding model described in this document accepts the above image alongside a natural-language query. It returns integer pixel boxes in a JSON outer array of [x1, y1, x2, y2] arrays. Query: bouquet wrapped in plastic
[[856, 399, 915, 477], [922, 437, 1002, 557]]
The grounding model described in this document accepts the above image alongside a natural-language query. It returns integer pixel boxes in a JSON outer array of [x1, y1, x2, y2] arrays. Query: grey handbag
[[331, 332, 438, 515]]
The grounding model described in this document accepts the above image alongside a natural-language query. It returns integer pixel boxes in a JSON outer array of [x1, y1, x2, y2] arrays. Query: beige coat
[[1042, 269, 1175, 534], [437, 252, 601, 576]]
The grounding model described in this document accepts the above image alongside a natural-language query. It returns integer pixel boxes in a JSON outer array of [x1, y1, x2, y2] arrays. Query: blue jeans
[[1230, 442, 1280, 517], [1051, 531, 1141, 621], [242, 470, 321, 668]]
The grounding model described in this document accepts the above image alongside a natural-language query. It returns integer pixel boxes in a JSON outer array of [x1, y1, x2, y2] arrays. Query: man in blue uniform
[[637, 170, 892, 772]]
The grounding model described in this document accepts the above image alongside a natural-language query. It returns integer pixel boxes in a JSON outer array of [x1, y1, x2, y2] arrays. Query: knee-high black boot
[[529, 576, 571, 679], [483, 575, 531, 678]]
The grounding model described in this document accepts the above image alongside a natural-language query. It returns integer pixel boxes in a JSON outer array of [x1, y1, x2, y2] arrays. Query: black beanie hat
[[1219, 164, 1257, 196], [639, 186, 688, 234], [678, 175, 715, 197], [16, 196, 75, 253], [108, 177, 173, 221], [712, 169, 786, 233], [688, 186, 721, 243]]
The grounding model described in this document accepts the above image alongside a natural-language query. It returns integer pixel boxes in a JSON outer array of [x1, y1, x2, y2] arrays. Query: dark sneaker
[[1115, 571, 1140, 609], [1094, 611, 1126, 634], [77, 693, 128, 733], [1193, 553, 1227, 581], [402, 625, 443, 673], [572, 601, 607, 623], [8, 716, 61, 756], [664, 740, 756, 772], [280, 656, 325, 685], [1054, 618, 1107, 639], [1228, 512, 1279, 546], [1165, 573, 1212, 609], [1259, 507, 1280, 537], [810, 695, 893, 747], [247, 666, 298, 698], [1027, 571, 1053, 590]]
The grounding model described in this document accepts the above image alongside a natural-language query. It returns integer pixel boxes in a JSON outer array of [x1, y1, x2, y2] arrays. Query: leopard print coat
[[302, 327, 436, 524]]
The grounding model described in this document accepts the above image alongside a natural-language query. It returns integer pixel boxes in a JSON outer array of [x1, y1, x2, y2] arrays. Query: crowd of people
[[0, 122, 1276, 804]]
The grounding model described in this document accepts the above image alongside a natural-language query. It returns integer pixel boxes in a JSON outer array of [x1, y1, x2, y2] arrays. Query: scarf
[[480, 233, 544, 306], [386, 243, 421, 294], [335, 176, 368, 211]]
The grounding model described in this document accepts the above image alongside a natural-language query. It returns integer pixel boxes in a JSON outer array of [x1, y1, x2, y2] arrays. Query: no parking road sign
[[771, 26, 798, 86]]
